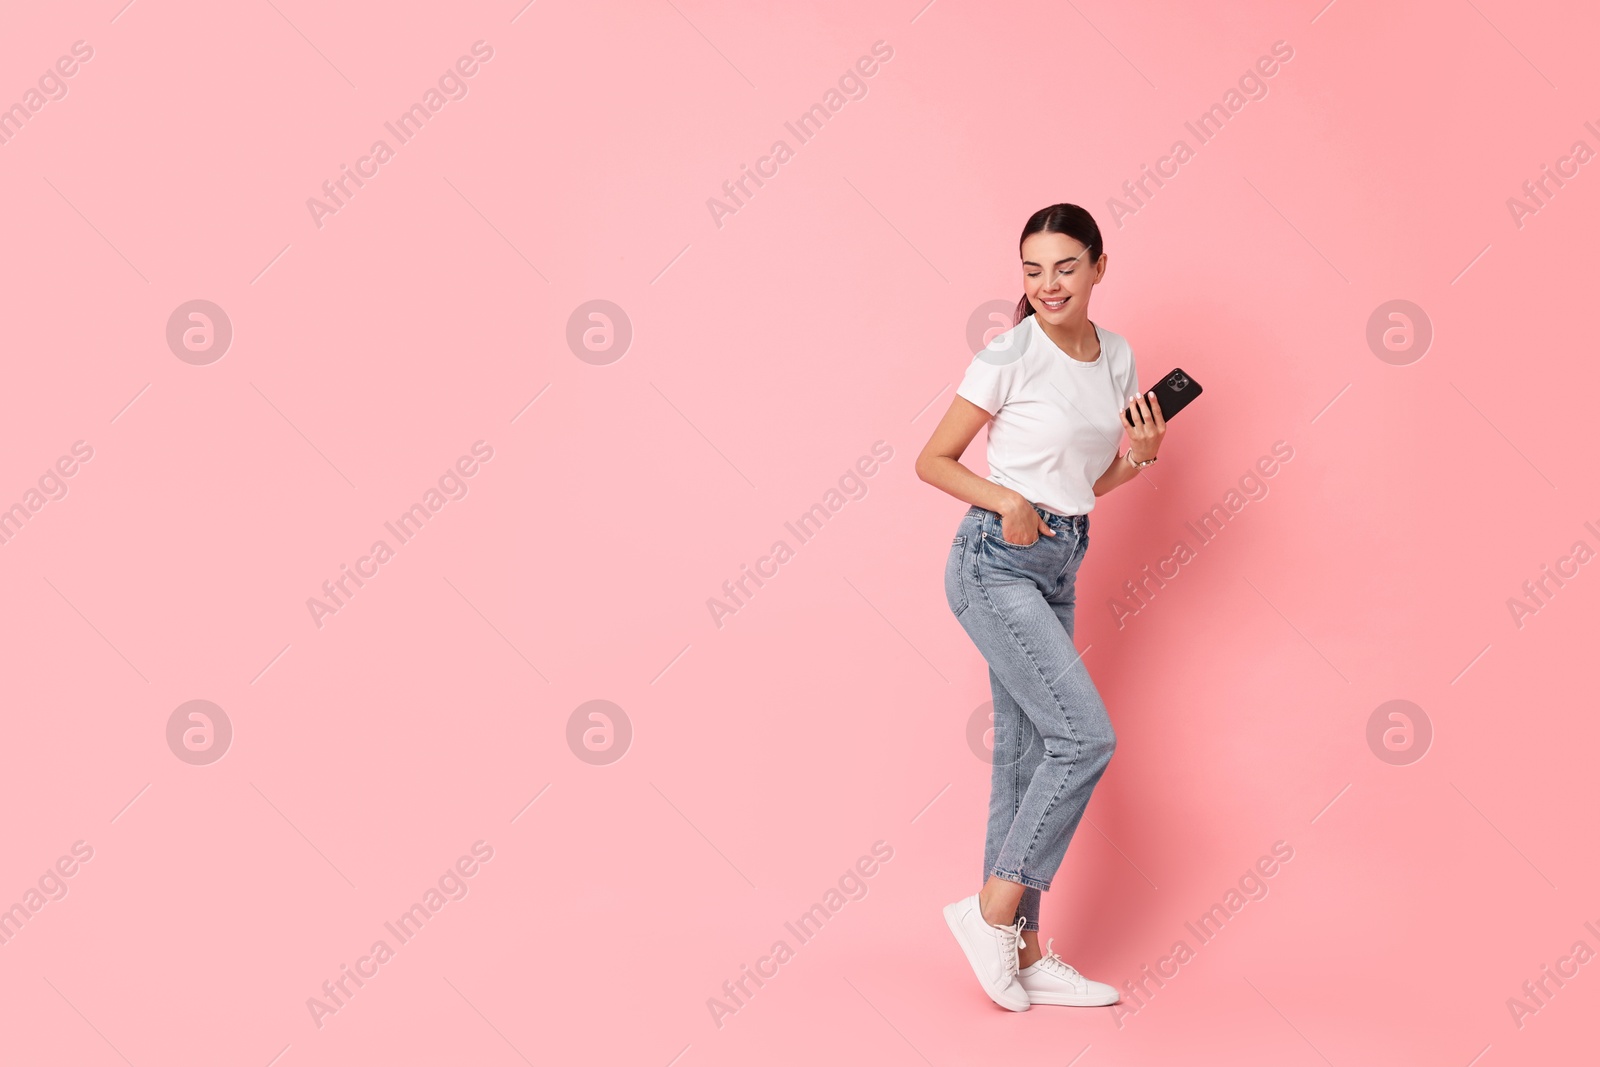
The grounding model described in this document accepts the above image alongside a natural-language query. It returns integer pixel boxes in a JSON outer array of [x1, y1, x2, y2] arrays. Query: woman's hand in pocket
[[998, 498, 1054, 546]]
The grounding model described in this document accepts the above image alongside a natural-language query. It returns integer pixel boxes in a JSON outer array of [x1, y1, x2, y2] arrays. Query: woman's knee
[[1083, 719, 1116, 766], [1040, 724, 1115, 766], [1092, 700, 1117, 761]]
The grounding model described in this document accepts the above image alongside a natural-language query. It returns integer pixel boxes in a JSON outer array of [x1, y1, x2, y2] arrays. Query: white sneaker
[[1017, 938, 1120, 1006], [942, 894, 1030, 1011]]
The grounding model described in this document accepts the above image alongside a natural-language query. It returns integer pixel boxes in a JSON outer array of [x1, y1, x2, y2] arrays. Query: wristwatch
[[1126, 450, 1158, 469]]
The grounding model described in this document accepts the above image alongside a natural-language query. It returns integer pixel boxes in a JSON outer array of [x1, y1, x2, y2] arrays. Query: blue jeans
[[944, 503, 1117, 932]]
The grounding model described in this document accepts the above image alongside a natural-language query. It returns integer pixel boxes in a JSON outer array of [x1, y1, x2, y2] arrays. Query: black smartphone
[[1123, 367, 1202, 429]]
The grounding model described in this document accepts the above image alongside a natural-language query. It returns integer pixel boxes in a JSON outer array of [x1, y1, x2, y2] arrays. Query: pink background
[[3, 0, 1597, 1063]]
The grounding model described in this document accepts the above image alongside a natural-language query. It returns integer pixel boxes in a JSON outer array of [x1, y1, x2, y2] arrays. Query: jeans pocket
[[987, 510, 1042, 549], [945, 534, 969, 616]]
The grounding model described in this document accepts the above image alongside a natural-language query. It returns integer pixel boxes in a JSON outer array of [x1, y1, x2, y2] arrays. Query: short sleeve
[[1120, 339, 1140, 401], [955, 357, 1011, 415], [958, 319, 1031, 414]]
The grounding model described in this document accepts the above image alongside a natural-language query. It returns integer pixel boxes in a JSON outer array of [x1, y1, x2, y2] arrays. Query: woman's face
[[1021, 231, 1105, 322]]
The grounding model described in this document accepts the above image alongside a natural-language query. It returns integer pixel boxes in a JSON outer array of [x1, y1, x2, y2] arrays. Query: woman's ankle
[[978, 877, 1024, 926], [977, 892, 1015, 926]]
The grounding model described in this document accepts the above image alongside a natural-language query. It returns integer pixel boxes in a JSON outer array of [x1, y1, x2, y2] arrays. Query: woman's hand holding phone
[[1123, 390, 1166, 463]]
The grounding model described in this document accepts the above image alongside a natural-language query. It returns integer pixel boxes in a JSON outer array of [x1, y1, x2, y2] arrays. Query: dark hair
[[1014, 204, 1104, 324]]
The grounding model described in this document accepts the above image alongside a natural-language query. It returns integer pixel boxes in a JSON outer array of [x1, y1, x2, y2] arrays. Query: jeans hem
[[990, 867, 1051, 892]]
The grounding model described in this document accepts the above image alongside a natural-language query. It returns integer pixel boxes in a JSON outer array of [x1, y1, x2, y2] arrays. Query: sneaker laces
[[1029, 938, 1089, 988], [997, 915, 1027, 981]]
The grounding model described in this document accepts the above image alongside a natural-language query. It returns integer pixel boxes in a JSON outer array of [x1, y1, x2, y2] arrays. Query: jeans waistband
[[966, 503, 1087, 532]]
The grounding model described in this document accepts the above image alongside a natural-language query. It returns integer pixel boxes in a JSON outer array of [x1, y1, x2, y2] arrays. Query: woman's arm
[[915, 395, 1032, 517], [1093, 449, 1146, 496], [1093, 390, 1166, 497]]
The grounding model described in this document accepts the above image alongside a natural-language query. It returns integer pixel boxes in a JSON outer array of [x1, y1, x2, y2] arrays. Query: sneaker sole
[[1021, 989, 1120, 1007], [942, 902, 1029, 1012]]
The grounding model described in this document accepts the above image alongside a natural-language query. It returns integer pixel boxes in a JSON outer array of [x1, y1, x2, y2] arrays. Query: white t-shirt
[[956, 314, 1138, 517]]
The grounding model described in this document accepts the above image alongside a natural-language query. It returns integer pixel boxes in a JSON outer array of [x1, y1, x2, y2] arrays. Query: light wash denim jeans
[[944, 503, 1117, 932]]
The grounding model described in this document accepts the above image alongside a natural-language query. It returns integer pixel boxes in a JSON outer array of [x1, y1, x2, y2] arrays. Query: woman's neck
[[1035, 316, 1099, 361]]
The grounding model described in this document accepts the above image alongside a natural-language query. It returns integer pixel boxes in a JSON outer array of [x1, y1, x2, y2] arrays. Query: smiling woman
[[919, 202, 1173, 1012]]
